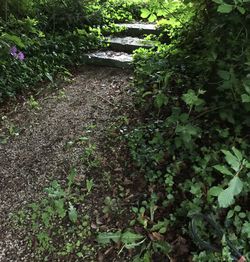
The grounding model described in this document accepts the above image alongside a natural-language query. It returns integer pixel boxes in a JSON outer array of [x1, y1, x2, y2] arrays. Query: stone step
[[116, 23, 160, 37], [83, 51, 133, 69], [105, 36, 155, 53]]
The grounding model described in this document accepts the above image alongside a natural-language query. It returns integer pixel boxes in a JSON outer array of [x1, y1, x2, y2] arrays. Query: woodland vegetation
[[0, 0, 250, 261]]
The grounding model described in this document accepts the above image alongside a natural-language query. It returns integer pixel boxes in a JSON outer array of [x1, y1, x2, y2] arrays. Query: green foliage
[[214, 148, 250, 208], [0, 20, 102, 102], [12, 169, 96, 260], [124, 0, 250, 260]]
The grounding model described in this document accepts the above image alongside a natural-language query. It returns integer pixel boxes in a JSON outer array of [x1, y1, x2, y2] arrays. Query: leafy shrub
[[0, 20, 102, 102], [125, 0, 250, 260]]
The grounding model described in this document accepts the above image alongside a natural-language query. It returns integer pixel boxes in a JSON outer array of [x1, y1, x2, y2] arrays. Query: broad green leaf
[[68, 202, 78, 223], [245, 162, 250, 168], [232, 147, 243, 162], [228, 176, 243, 196], [121, 231, 144, 245], [222, 150, 240, 172], [241, 94, 250, 103], [218, 187, 234, 208], [213, 165, 233, 176], [226, 209, 234, 219], [157, 9, 165, 16], [148, 14, 157, 22], [217, 4, 233, 13], [97, 231, 121, 245], [141, 8, 150, 19], [218, 176, 243, 208], [208, 186, 223, 197], [237, 6, 245, 14]]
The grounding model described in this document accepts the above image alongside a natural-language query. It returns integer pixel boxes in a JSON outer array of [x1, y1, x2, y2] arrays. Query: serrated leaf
[[208, 186, 223, 196], [68, 202, 78, 223], [121, 231, 144, 245], [218, 176, 243, 208], [228, 176, 243, 196], [213, 165, 233, 176], [218, 187, 234, 208], [97, 231, 122, 245], [222, 150, 240, 172], [217, 4, 233, 13]]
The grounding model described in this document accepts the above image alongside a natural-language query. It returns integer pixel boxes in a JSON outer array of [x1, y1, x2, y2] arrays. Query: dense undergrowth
[[1, 0, 250, 261], [125, 0, 250, 261]]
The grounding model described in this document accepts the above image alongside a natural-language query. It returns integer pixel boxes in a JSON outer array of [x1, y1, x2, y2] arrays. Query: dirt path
[[0, 66, 132, 261]]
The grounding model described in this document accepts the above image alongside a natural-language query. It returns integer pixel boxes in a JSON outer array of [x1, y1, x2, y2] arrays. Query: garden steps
[[115, 23, 160, 37], [84, 22, 160, 68], [83, 51, 133, 69], [105, 36, 155, 53]]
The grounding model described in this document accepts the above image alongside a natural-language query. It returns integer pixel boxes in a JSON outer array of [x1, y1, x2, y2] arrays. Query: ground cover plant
[[119, 0, 250, 260], [1, 0, 250, 261]]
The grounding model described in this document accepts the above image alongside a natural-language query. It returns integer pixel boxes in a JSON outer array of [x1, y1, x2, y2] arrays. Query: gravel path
[[0, 66, 132, 261]]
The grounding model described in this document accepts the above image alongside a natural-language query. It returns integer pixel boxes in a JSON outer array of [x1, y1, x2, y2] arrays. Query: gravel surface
[[0, 66, 132, 261]]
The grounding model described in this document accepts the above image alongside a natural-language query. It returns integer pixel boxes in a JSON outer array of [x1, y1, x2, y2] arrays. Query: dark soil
[[0, 66, 134, 261]]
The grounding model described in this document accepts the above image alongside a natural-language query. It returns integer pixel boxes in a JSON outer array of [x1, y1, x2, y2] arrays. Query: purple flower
[[9, 46, 25, 61], [17, 52, 25, 61], [10, 46, 17, 56]]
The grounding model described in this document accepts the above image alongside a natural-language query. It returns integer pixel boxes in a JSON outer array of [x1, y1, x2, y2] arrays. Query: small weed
[[12, 168, 97, 260], [27, 95, 40, 110], [86, 178, 94, 194], [102, 196, 118, 215], [57, 90, 66, 99]]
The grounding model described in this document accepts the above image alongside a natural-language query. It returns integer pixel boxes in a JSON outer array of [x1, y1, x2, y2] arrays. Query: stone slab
[[116, 23, 160, 36], [106, 36, 155, 53], [83, 51, 133, 69]]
